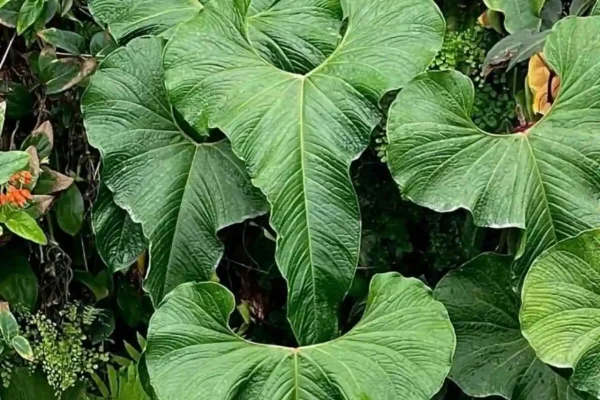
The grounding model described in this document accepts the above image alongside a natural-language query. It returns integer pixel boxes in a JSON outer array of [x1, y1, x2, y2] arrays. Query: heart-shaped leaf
[[166, 0, 444, 344], [82, 36, 268, 303], [435, 254, 586, 399], [93, 185, 147, 273], [146, 273, 455, 400], [387, 17, 600, 283]]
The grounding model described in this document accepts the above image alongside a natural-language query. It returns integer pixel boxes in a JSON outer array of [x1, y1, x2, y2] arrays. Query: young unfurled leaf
[[11, 335, 34, 361], [4, 210, 47, 245], [527, 52, 560, 114], [146, 273, 455, 400], [56, 184, 84, 236], [38, 28, 86, 55]]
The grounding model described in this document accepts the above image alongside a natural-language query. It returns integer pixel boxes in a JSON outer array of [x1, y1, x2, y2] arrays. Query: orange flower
[[9, 171, 33, 186], [0, 193, 7, 206], [6, 187, 32, 208]]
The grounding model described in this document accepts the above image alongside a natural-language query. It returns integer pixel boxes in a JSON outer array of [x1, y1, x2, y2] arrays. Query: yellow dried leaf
[[478, 11, 491, 28], [528, 53, 560, 115]]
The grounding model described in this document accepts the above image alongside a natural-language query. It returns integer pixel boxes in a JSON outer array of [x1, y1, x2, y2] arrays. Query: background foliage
[[0, 0, 599, 399]]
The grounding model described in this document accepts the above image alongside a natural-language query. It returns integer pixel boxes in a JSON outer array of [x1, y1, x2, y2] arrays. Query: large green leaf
[[0, 151, 29, 184], [82, 36, 268, 303], [484, 0, 546, 33], [92, 184, 147, 273], [146, 272, 455, 400], [435, 254, 586, 399], [387, 17, 600, 283], [166, 0, 444, 344], [521, 229, 600, 372], [88, 0, 202, 40]]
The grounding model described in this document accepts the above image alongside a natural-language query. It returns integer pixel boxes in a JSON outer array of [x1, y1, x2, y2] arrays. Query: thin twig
[[0, 32, 16, 72]]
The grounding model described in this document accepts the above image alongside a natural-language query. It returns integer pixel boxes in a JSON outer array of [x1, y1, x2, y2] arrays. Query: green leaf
[[387, 17, 600, 284], [0, 81, 34, 119], [39, 49, 97, 94], [92, 185, 147, 273], [116, 279, 151, 328], [90, 30, 117, 57], [483, 30, 549, 75], [82, 37, 268, 303], [521, 229, 600, 370], [38, 28, 86, 55], [0, 151, 29, 184], [34, 166, 74, 194], [20, 121, 54, 160], [0, 302, 18, 341], [0, 249, 38, 311], [0, 0, 10, 8], [73, 270, 110, 302], [0, 367, 86, 399], [4, 211, 47, 245], [56, 184, 84, 236], [16, 0, 43, 34], [435, 254, 585, 399], [570, 0, 598, 15], [483, 0, 546, 33], [11, 335, 34, 361], [246, 0, 343, 74], [166, 0, 444, 344], [88, 0, 202, 40], [146, 273, 455, 400], [571, 342, 600, 397], [115, 364, 152, 400]]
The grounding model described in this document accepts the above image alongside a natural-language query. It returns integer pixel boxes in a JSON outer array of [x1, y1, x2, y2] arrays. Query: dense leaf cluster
[[1, 0, 600, 399]]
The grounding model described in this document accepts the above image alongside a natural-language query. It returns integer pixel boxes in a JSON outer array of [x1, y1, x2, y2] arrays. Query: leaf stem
[[0, 32, 16, 73]]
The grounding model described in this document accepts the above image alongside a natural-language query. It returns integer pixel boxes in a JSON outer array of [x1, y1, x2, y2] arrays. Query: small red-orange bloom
[[9, 171, 33, 186], [0, 193, 7, 206], [6, 187, 32, 208]]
